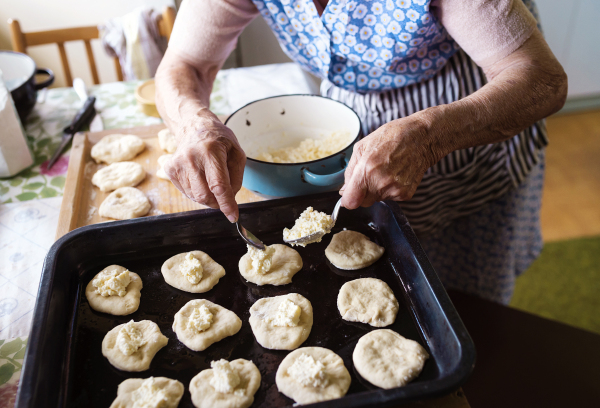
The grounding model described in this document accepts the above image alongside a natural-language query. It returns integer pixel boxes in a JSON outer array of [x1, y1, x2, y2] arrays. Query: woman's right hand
[[164, 116, 246, 223]]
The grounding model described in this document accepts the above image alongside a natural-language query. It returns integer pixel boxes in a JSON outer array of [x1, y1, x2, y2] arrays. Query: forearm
[[155, 49, 222, 141], [414, 31, 568, 166]]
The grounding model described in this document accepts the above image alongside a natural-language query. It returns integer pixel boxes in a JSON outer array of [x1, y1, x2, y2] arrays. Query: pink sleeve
[[431, 0, 538, 68], [168, 0, 259, 65]]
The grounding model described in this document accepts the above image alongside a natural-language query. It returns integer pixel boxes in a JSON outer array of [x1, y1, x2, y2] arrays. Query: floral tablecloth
[[0, 62, 316, 406]]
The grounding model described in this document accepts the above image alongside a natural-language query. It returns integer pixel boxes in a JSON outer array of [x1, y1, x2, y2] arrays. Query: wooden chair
[[8, 6, 176, 86]]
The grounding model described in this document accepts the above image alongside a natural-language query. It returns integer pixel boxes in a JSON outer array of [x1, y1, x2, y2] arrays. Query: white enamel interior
[[0, 52, 35, 91], [227, 95, 361, 161]]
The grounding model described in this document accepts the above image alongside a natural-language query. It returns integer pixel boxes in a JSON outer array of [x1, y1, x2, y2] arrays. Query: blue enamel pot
[[225, 94, 362, 198]]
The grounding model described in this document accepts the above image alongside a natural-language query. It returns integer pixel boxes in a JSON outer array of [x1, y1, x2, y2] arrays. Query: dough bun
[[276, 347, 351, 404], [353, 329, 429, 389], [92, 161, 146, 192], [325, 230, 385, 270], [156, 154, 172, 180], [158, 128, 178, 153], [85, 265, 142, 315], [172, 299, 242, 352], [249, 293, 313, 350], [102, 320, 168, 372], [91, 134, 146, 164], [109, 377, 184, 408], [161, 251, 225, 293], [238, 244, 302, 286], [337, 278, 399, 327], [189, 359, 261, 408], [99, 187, 151, 220]]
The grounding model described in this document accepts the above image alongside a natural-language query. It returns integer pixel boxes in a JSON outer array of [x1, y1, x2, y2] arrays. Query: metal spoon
[[284, 198, 343, 246], [237, 222, 266, 250]]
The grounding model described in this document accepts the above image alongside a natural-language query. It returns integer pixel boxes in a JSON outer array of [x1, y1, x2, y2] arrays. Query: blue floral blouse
[[253, 0, 459, 93]]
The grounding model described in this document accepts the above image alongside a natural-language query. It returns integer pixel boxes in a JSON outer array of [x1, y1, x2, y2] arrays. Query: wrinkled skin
[[340, 117, 433, 209], [165, 117, 246, 218]]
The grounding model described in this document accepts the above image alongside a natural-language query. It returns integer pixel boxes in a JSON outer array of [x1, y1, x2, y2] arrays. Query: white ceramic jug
[[0, 69, 33, 178]]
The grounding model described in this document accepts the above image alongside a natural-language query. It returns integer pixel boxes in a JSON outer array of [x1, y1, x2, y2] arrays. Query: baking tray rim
[[17, 195, 476, 408]]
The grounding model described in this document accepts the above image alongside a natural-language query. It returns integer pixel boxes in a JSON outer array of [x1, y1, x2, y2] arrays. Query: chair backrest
[[8, 6, 176, 86]]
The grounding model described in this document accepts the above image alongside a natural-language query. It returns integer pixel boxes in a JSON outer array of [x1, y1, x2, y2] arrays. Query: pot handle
[[302, 158, 349, 187], [34, 68, 55, 90]]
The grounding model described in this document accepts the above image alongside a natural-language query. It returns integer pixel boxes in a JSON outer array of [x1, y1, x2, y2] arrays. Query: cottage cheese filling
[[180, 252, 203, 284], [246, 244, 276, 274], [256, 130, 351, 163], [116, 320, 146, 356], [131, 377, 169, 408], [283, 207, 334, 246], [92, 268, 131, 297], [267, 299, 301, 327], [187, 304, 213, 333], [210, 359, 242, 395], [287, 353, 328, 388]]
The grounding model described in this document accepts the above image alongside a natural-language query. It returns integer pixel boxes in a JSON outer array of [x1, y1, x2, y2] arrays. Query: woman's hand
[[164, 117, 246, 223], [341, 117, 437, 209]]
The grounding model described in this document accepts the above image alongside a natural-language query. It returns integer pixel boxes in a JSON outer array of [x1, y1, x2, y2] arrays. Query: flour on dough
[[92, 161, 146, 192], [239, 244, 302, 286], [189, 359, 261, 408], [173, 299, 242, 351], [276, 347, 351, 404], [325, 230, 384, 270], [249, 293, 313, 350], [91, 134, 146, 164], [109, 377, 184, 408], [85, 265, 142, 315], [337, 278, 399, 327], [158, 128, 178, 153], [161, 251, 225, 293], [156, 154, 172, 180], [353, 329, 429, 389], [99, 187, 151, 220], [102, 320, 168, 372]]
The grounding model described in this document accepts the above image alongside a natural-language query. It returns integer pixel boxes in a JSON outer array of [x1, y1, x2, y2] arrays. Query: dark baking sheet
[[17, 192, 475, 408]]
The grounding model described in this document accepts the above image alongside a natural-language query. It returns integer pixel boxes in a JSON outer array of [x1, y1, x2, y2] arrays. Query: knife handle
[[63, 96, 96, 135]]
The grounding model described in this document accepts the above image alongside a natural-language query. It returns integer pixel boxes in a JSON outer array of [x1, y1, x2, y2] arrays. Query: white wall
[[0, 0, 175, 88], [536, 0, 600, 98]]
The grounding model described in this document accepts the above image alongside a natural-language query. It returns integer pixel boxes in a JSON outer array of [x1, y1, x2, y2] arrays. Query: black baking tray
[[16, 192, 475, 408]]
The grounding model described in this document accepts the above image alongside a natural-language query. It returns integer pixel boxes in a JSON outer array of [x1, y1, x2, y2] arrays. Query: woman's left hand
[[341, 117, 438, 209]]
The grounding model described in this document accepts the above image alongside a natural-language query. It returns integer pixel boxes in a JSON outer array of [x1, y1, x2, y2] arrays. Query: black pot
[[0, 50, 54, 123]]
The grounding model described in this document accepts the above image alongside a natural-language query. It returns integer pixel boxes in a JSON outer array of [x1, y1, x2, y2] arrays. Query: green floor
[[510, 235, 600, 335]]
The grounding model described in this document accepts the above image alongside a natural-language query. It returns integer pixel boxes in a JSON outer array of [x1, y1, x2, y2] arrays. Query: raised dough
[[99, 187, 151, 220], [158, 128, 178, 153], [189, 359, 261, 408], [102, 320, 168, 372], [238, 244, 302, 286], [173, 299, 242, 351], [249, 293, 313, 350], [92, 161, 146, 192], [161, 251, 225, 293], [276, 347, 351, 404], [109, 377, 184, 408], [85, 265, 142, 315], [337, 278, 399, 327], [325, 230, 385, 270], [91, 134, 146, 164], [353, 329, 429, 389], [156, 154, 172, 180]]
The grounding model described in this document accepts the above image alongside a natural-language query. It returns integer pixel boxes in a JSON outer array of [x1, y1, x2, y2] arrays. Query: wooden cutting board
[[55, 123, 265, 239]]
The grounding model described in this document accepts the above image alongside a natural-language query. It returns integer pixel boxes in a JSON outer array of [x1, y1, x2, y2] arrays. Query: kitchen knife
[[47, 96, 96, 170]]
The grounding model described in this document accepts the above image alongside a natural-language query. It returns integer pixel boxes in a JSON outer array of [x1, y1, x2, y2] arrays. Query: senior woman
[[155, 0, 567, 304]]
